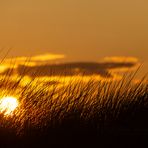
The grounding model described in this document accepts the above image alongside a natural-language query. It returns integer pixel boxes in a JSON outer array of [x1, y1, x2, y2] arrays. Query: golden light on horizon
[[0, 96, 19, 116]]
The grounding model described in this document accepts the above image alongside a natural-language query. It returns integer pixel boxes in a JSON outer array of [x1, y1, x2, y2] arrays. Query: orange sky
[[0, 0, 148, 74]]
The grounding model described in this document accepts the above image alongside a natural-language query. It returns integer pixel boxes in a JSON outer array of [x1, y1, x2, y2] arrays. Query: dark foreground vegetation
[[0, 71, 147, 148]]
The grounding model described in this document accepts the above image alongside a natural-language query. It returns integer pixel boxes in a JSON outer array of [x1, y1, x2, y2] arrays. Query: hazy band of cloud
[[0, 54, 139, 78]]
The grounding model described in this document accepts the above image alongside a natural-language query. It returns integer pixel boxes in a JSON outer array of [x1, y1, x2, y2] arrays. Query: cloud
[[30, 53, 65, 62], [1, 61, 137, 78], [0, 53, 65, 72], [4, 53, 65, 64], [0, 55, 139, 78], [103, 56, 138, 63]]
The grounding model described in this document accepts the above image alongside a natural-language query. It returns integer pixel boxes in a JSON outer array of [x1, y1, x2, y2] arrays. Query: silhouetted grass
[[0, 68, 147, 147]]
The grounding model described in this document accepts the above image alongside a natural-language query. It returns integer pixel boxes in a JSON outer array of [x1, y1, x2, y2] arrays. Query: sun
[[0, 96, 19, 116]]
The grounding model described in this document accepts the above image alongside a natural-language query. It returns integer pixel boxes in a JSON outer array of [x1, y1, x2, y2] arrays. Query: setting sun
[[0, 96, 19, 116]]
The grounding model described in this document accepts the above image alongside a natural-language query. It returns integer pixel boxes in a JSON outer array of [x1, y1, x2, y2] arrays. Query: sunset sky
[[0, 0, 148, 75]]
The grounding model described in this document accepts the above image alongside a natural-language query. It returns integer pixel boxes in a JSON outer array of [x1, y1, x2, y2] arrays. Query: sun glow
[[0, 96, 19, 116]]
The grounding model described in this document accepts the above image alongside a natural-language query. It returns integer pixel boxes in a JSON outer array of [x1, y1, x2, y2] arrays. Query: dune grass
[[0, 68, 147, 147]]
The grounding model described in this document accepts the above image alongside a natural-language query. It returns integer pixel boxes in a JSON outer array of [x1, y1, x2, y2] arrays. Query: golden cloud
[[103, 56, 139, 63], [31, 53, 65, 62], [0, 55, 139, 81], [103, 56, 140, 77], [0, 53, 65, 73]]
